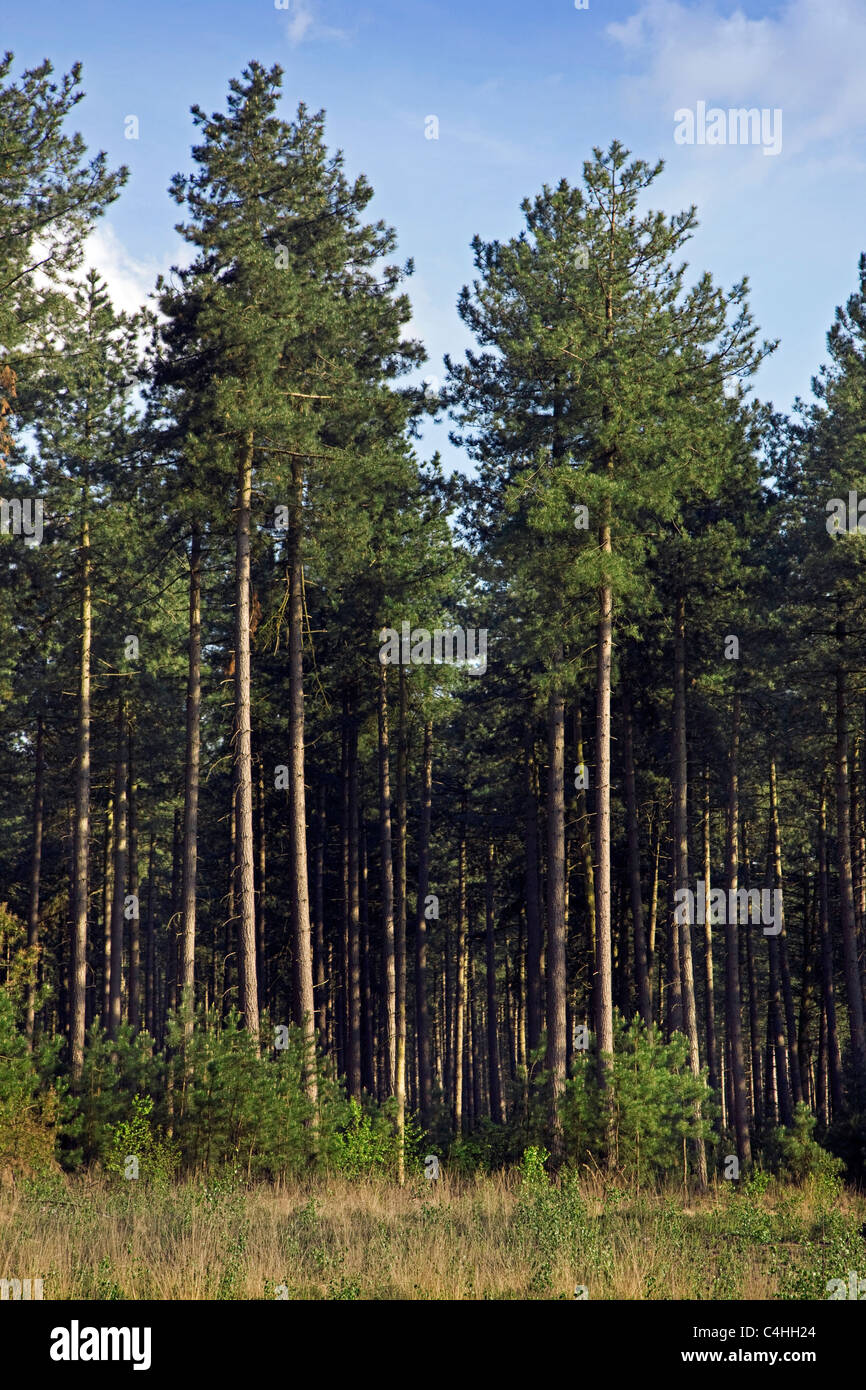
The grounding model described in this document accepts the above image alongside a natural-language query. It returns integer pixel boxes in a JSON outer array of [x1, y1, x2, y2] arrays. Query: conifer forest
[[3, 1, 866, 1324]]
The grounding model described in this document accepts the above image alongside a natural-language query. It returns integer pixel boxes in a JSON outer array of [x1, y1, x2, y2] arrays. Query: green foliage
[[561, 1016, 713, 1183], [332, 1097, 423, 1179], [103, 1094, 180, 1188], [0, 986, 59, 1176], [764, 1103, 845, 1185]]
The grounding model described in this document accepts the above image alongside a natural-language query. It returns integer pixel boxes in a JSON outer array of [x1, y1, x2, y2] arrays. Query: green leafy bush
[[561, 1015, 713, 1183], [103, 1094, 180, 1187]]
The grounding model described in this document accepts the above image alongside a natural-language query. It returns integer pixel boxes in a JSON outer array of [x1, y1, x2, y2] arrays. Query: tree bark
[[287, 453, 316, 1101], [546, 687, 567, 1151], [415, 717, 434, 1126], [128, 724, 140, 1031], [524, 727, 543, 1055], [623, 691, 650, 1025], [485, 837, 504, 1123], [25, 710, 44, 1047], [834, 621, 866, 1103], [724, 693, 752, 1166], [377, 661, 397, 1095], [818, 772, 845, 1117], [70, 509, 92, 1085], [108, 692, 128, 1040], [671, 594, 707, 1188], [234, 438, 259, 1037], [394, 665, 408, 1180], [701, 764, 720, 1101]]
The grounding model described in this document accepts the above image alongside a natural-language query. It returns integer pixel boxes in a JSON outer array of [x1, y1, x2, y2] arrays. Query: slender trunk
[[235, 439, 258, 1037], [128, 726, 140, 1031], [256, 751, 268, 1014], [671, 595, 706, 1188], [70, 508, 91, 1085], [575, 707, 597, 1026], [378, 661, 396, 1094], [524, 727, 543, 1055], [648, 803, 661, 1016], [347, 709, 362, 1099], [415, 718, 434, 1125], [395, 665, 408, 1180], [102, 799, 113, 1026], [702, 764, 720, 1099], [742, 827, 764, 1132], [287, 455, 316, 1103], [25, 711, 44, 1047], [145, 830, 155, 1038], [818, 773, 845, 1116], [453, 809, 467, 1133], [623, 691, 650, 1025], [486, 838, 504, 1123], [108, 693, 128, 1040], [178, 522, 202, 1039], [546, 687, 567, 1150], [313, 785, 327, 1047], [835, 623, 866, 1102], [360, 817, 374, 1094], [798, 865, 816, 1112], [724, 694, 751, 1165], [768, 756, 802, 1106]]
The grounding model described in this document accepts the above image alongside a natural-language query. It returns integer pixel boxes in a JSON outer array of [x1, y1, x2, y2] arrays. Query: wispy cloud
[[606, 0, 866, 156], [279, 0, 350, 46]]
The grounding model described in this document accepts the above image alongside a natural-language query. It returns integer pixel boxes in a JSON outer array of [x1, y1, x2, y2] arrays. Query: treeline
[[2, 55, 866, 1185]]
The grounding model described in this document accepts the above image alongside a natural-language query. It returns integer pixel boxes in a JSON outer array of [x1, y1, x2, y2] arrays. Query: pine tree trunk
[[128, 726, 140, 1031], [347, 709, 362, 1099], [145, 830, 155, 1038], [415, 717, 434, 1126], [818, 772, 845, 1116], [798, 866, 816, 1112], [834, 625, 866, 1102], [671, 595, 707, 1188], [485, 837, 504, 1123], [724, 693, 752, 1166], [313, 785, 327, 1048], [546, 687, 567, 1152], [574, 707, 597, 1023], [702, 764, 720, 1100], [623, 691, 650, 1025], [70, 509, 92, 1085], [768, 756, 803, 1106], [524, 727, 543, 1055], [453, 810, 467, 1133], [360, 817, 374, 1094], [287, 454, 316, 1101], [255, 751, 267, 1014], [648, 803, 661, 1016], [25, 710, 44, 1048], [377, 661, 397, 1095], [394, 665, 408, 1180], [108, 692, 128, 1040], [742, 831, 764, 1132], [235, 438, 259, 1037], [101, 799, 113, 1026]]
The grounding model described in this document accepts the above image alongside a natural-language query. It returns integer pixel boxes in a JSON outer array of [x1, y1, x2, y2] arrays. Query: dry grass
[[0, 1169, 863, 1300]]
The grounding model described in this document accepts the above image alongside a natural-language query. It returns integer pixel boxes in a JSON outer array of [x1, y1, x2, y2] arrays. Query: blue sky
[[7, 0, 866, 471]]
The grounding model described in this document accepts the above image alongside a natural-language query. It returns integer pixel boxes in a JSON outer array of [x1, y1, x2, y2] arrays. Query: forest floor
[[1, 1169, 864, 1300]]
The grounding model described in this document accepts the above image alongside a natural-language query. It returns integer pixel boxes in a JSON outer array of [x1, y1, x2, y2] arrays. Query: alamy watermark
[[0, 497, 43, 546], [674, 102, 782, 157], [674, 880, 782, 935], [379, 621, 487, 675]]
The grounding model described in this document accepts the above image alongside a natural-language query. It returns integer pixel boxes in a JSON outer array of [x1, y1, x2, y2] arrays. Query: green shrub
[[103, 1094, 180, 1187]]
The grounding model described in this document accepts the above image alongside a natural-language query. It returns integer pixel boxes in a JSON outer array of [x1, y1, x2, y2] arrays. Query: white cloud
[[80, 225, 181, 318], [606, 0, 866, 156], [279, 0, 350, 46]]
